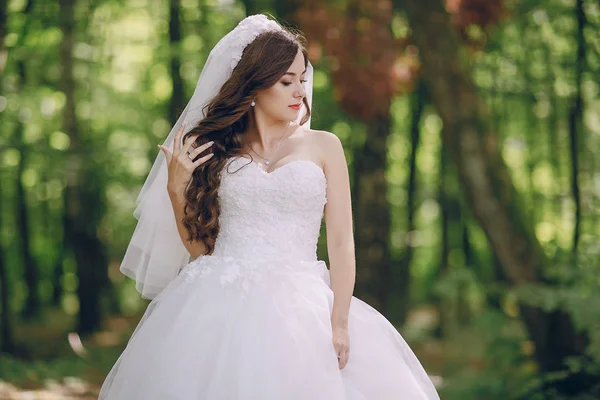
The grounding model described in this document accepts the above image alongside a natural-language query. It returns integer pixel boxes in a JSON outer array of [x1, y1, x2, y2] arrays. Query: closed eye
[[282, 79, 307, 86]]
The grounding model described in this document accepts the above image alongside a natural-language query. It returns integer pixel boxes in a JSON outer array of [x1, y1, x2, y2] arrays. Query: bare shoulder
[[303, 128, 345, 172], [307, 128, 342, 147]]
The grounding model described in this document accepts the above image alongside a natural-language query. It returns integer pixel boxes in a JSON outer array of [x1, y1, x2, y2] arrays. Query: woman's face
[[254, 48, 307, 123]]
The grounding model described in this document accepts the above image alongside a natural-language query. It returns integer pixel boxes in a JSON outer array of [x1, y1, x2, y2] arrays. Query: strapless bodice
[[210, 157, 327, 262]]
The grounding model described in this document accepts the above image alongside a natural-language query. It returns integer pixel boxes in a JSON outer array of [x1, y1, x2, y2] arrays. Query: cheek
[[262, 85, 288, 105]]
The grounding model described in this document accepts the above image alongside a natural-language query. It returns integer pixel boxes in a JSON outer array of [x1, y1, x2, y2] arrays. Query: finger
[[181, 133, 201, 157], [173, 121, 187, 154], [338, 354, 345, 369], [340, 350, 349, 369], [189, 141, 214, 159], [158, 145, 172, 164], [192, 152, 215, 167]]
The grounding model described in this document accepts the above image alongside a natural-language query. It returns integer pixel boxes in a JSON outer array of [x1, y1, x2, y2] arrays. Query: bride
[[99, 14, 440, 400]]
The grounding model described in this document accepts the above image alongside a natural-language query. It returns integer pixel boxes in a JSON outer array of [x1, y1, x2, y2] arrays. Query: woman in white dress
[[99, 14, 440, 400]]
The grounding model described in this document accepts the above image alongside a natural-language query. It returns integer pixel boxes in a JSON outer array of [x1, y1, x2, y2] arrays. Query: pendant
[[264, 160, 270, 166]]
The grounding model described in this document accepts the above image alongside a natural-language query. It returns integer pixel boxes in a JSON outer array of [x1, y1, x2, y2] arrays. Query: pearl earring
[[251, 100, 256, 107]]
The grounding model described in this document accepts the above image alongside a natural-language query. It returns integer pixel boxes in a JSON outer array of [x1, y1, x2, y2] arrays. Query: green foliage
[[433, 308, 532, 399], [514, 241, 600, 379], [436, 240, 600, 399]]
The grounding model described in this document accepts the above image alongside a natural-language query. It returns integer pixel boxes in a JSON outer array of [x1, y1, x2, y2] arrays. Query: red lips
[[289, 104, 301, 110]]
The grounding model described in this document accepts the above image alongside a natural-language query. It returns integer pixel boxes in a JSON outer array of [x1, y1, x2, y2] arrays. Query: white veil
[[120, 14, 314, 299]]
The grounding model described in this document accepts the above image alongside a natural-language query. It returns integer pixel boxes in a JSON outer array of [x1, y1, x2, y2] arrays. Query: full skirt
[[99, 255, 440, 400]]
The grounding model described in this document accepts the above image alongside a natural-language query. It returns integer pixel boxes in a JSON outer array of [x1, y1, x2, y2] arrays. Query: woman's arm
[[167, 188, 207, 259], [318, 130, 356, 369], [159, 122, 214, 260], [321, 131, 356, 326]]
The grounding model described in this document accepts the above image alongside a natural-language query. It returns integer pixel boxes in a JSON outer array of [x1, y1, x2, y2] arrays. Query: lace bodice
[[210, 157, 328, 262]]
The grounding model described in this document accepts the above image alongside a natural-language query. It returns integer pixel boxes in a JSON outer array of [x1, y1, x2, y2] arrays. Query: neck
[[245, 113, 292, 150]]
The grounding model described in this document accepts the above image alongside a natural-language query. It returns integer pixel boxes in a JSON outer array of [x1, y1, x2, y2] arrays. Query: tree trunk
[[353, 115, 392, 312], [399, 0, 590, 391], [51, 214, 66, 306], [242, 0, 258, 16], [169, 0, 184, 125], [59, 0, 107, 336], [37, 141, 65, 307], [434, 143, 450, 338], [545, 46, 561, 232], [0, 164, 13, 352], [437, 143, 467, 333], [273, 0, 303, 22], [0, 0, 18, 354], [395, 80, 425, 324], [568, 0, 585, 253], [457, 222, 472, 324], [0, 0, 7, 77], [521, 24, 539, 227], [10, 0, 40, 320], [15, 100, 40, 319], [0, 226, 12, 353]]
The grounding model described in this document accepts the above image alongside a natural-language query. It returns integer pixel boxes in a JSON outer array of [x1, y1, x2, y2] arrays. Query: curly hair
[[179, 28, 311, 254]]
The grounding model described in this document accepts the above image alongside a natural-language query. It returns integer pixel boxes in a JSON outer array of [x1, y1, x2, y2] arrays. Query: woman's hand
[[158, 122, 214, 197], [332, 324, 350, 369]]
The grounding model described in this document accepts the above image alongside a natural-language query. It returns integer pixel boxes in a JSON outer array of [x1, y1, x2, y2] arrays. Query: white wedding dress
[[99, 156, 440, 400]]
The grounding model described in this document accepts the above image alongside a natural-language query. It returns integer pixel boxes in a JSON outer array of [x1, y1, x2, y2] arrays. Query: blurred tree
[[0, 0, 14, 355], [0, 0, 6, 77], [397, 79, 425, 323], [544, 41, 562, 228], [169, 0, 185, 125], [15, 97, 40, 319], [400, 0, 591, 393], [50, 218, 66, 307], [567, 0, 586, 253], [435, 144, 469, 334], [434, 145, 449, 338], [520, 22, 540, 226], [11, 0, 41, 320], [242, 0, 271, 16], [59, 0, 108, 336], [0, 203, 12, 353]]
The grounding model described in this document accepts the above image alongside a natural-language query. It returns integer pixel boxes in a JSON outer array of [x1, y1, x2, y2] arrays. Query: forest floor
[[0, 308, 138, 399]]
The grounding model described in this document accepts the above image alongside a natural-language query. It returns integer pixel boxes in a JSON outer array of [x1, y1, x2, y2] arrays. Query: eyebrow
[[284, 70, 307, 77]]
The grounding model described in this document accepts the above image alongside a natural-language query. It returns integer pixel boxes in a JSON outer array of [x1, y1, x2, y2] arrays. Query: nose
[[294, 86, 306, 100]]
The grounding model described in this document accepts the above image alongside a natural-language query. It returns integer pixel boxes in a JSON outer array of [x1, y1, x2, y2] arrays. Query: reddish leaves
[[294, 0, 508, 119], [446, 0, 509, 46], [295, 0, 419, 120]]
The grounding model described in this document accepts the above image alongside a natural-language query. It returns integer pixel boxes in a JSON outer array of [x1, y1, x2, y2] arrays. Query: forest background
[[0, 0, 599, 398]]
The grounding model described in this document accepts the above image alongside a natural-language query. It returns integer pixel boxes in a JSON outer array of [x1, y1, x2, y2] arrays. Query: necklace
[[247, 121, 292, 166]]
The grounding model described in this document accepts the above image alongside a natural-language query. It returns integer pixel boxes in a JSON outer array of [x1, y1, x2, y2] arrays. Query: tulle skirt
[[99, 255, 440, 399]]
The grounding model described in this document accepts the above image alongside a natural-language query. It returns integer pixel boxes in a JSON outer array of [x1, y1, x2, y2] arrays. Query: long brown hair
[[180, 28, 311, 254]]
